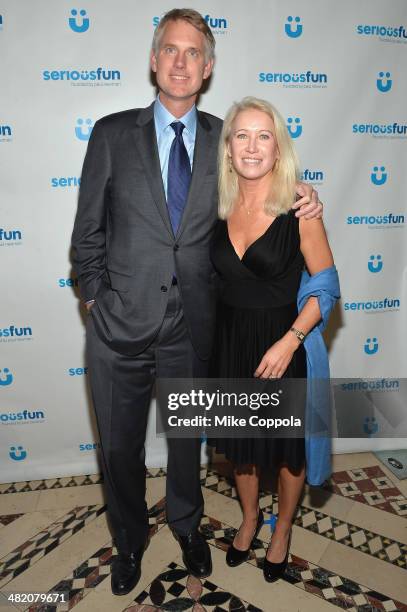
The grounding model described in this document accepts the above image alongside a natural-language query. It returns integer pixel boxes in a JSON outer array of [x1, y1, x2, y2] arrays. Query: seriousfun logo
[[51, 176, 81, 188], [42, 67, 121, 87], [259, 70, 327, 88], [344, 297, 400, 313], [356, 24, 407, 44], [79, 442, 101, 451], [353, 122, 407, 139], [153, 14, 228, 35], [301, 169, 324, 184], [347, 213, 404, 229], [0, 124, 12, 142], [0, 228, 22, 247], [0, 325, 33, 343], [1, 410, 45, 425]]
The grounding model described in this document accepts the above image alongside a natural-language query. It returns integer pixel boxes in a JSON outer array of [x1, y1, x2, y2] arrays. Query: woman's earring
[[228, 157, 233, 173]]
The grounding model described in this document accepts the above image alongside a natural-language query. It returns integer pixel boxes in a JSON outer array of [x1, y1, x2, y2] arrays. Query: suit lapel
[[132, 104, 174, 238], [176, 112, 213, 240]]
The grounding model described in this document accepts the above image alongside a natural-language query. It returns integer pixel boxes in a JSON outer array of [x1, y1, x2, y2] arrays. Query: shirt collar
[[154, 95, 197, 137]]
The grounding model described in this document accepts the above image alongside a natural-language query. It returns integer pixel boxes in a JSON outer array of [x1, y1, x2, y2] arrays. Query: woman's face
[[228, 108, 279, 181]]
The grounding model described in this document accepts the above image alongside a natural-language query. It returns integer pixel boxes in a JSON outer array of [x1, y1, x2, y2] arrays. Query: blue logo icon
[[0, 368, 13, 386], [363, 417, 378, 437], [287, 117, 302, 138], [0, 14, 3, 30], [364, 337, 378, 355], [69, 8, 90, 33], [368, 254, 383, 273], [9, 446, 27, 461], [285, 16, 302, 38], [371, 166, 387, 185], [264, 513, 277, 531], [75, 118, 93, 141], [376, 71, 392, 92]]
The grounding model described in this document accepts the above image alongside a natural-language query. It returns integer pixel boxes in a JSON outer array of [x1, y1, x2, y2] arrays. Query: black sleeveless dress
[[209, 209, 306, 470]]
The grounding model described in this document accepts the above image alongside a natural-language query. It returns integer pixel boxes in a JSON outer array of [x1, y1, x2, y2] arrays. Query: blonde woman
[[209, 97, 338, 582]]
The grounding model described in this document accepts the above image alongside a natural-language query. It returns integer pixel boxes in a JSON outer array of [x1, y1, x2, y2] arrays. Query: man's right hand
[[85, 300, 95, 312]]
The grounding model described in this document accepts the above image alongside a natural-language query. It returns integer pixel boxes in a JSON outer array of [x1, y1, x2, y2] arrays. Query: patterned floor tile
[[24, 498, 167, 612], [200, 516, 407, 612], [0, 470, 167, 497], [201, 469, 407, 569], [326, 467, 406, 516], [0, 514, 24, 528], [0, 505, 106, 587], [127, 561, 262, 611]]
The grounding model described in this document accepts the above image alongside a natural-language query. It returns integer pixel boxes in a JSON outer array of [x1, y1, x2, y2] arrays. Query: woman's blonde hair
[[218, 97, 300, 219]]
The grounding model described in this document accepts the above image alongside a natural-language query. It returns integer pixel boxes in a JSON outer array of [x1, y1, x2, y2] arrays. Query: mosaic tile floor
[[0, 452, 406, 612]]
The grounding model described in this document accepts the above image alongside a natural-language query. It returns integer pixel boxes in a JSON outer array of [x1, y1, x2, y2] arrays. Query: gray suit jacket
[[71, 102, 223, 358]]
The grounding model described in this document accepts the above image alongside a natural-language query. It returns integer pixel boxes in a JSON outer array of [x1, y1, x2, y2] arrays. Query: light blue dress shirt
[[154, 96, 197, 199]]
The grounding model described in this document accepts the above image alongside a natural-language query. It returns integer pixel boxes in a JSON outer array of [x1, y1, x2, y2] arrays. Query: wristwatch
[[290, 327, 306, 343]]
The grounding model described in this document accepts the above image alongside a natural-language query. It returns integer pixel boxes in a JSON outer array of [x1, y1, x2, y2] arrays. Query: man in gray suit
[[71, 8, 322, 596]]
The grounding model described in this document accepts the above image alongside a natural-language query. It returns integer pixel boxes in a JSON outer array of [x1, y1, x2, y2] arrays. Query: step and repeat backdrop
[[1, 0, 406, 481]]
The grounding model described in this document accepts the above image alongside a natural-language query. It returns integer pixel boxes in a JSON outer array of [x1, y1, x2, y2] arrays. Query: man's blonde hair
[[218, 97, 300, 219], [152, 9, 216, 63]]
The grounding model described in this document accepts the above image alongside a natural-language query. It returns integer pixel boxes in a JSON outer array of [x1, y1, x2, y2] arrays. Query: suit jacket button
[[174, 244, 179, 251], [161, 285, 167, 292]]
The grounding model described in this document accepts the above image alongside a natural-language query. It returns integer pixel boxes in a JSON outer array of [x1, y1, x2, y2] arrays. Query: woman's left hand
[[254, 334, 299, 379]]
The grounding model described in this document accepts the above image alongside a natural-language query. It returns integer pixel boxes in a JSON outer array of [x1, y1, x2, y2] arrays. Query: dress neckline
[[225, 216, 282, 262]]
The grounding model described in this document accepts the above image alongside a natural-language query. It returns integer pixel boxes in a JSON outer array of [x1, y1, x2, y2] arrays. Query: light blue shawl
[[297, 265, 340, 486]]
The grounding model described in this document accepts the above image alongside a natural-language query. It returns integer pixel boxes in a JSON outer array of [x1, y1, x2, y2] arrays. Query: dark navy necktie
[[167, 121, 191, 235]]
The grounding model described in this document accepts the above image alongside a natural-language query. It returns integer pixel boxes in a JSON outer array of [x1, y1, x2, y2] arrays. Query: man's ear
[[203, 58, 214, 80], [150, 50, 157, 73]]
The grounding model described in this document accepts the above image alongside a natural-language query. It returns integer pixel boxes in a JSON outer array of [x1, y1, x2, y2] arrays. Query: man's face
[[151, 19, 213, 106]]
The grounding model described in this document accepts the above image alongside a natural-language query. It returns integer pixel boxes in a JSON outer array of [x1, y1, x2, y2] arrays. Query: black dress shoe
[[263, 528, 292, 583], [226, 509, 264, 567], [176, 529, 212, 578], [111, 549, 143, 596]]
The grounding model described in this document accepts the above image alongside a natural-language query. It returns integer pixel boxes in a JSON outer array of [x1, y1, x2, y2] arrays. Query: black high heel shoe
[[226, 509, 264, 567], [263, 528, 292, 582]]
